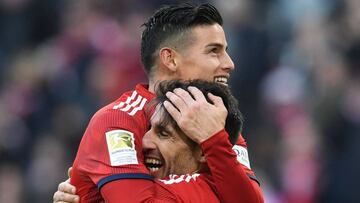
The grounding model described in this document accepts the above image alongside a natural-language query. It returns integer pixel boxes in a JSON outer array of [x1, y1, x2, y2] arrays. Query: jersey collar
[[135, 84, 155, 101]]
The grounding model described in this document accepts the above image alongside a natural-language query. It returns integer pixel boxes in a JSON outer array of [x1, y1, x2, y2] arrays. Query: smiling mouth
[[214, 76, 228, 86], [145, 158, 163, 173]]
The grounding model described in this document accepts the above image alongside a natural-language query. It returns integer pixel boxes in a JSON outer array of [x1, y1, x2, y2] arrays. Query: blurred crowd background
[[0, 0, 359, 202]]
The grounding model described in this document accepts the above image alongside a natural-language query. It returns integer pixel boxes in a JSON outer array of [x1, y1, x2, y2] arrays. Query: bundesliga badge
[[105, 130, 138, 166]]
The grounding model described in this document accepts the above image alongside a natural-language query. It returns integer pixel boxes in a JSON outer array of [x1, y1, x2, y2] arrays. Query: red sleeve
[[200, 129, 264, 203], [100, 179, 178, 203], [234, 133, 260, 184], [75, 108, 150, 183], [71, 107, 152, 201]]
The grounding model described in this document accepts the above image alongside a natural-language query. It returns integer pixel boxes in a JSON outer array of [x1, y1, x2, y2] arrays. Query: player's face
[[142, 106, 202, 179], [176, 24, 234, 86]]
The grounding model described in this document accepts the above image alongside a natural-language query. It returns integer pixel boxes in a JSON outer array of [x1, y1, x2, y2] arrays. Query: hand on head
[[164, 85, 227, 143]]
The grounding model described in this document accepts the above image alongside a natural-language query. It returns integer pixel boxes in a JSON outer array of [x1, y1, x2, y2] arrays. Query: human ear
[[159, 47, 177, 72]]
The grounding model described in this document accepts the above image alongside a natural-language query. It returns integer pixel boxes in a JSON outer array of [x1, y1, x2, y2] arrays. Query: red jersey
[[71, 84, 263, 203], [71, 84, 154, 202], [100, 130, 261, 203], [149, 174, 219, 202]]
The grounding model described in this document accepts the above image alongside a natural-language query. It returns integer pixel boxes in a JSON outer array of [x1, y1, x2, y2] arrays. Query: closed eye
[[155, 126, 171, 139], [158, 131, 170, 138]]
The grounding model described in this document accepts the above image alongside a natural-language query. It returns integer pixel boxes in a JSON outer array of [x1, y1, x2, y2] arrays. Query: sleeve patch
[[232, 145, 251, 169], [105, 130, 138, 166]]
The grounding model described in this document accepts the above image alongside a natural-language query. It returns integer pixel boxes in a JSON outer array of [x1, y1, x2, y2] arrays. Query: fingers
[[164, 86, 227, 144], [165, 86, 207, 110], [53, 191, 79, 203], [67, 167, 72, 179], [163, 100, 181, 121], [58, 179, 76, 194], [173, 88, 195, 105], [165, 90, 188, 113], [208, 92, 225, 108], [164, 86, 212, 123], [53, 171, 79, 203], [187, 86, 207, 102]]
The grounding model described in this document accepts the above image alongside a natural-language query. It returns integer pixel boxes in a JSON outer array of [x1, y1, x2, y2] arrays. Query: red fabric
[[99, 130, 264, 203], [101, 175, 220, 202], [236, 133, 247, 146], [71, 84, 154, 202], [201, 129, 264, 203], [101, 179, 173, 203]]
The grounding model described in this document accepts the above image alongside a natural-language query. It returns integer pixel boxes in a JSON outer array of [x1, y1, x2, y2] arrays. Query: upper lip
[[215, 74, 229, 78]]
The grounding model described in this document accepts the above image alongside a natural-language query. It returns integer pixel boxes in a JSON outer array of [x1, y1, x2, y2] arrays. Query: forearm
[[201, 129, 264, 203]]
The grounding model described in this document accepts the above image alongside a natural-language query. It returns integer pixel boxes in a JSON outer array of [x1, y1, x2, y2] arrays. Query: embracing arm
[[54, 177, 176, 203], [59, 102, 179, 203], [53, 167, 79, 203], [53, 179, 79, 203], [164, 86, 264, 203], [201, 130, 264, 203]]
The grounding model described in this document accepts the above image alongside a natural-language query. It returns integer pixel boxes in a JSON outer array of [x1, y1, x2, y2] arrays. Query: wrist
[[199, 128, 227, 145], [195, 127, 224, 144]]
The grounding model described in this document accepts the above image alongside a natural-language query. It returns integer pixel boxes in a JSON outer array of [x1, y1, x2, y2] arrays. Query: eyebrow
[[155, 124, 166, 132], [154, 122, 172, 134], [205, 43, 228, 51]]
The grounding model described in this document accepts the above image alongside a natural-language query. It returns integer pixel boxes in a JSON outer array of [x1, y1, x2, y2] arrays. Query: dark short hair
[[153, 80, 243, 145], [141, 3, 223, 77]]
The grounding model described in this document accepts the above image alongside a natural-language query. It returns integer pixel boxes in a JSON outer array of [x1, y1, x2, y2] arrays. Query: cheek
[[196, 57, 221, 72], [174, 147, 198, 172], [183, 54, 217, 71], [182, 62, 216, 80]]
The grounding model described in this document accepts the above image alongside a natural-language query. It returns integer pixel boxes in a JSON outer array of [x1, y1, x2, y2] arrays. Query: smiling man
[[142, 79, 243, 180], [139, 79, 245, 201], [100, 79, 246, 202], [53, 3, 263, 203]]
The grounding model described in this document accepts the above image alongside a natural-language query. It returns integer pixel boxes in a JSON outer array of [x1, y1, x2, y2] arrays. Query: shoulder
[[88, 89, 151, 133]]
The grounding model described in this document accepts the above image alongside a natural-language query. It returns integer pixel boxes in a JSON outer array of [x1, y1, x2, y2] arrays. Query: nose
[[221, 52, 235, 73], [142, 129, 156, 152]]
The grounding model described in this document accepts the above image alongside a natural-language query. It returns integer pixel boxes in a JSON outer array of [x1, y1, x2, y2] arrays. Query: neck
[[148, 72, 177, 94], [148, 80, 156, 93]]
